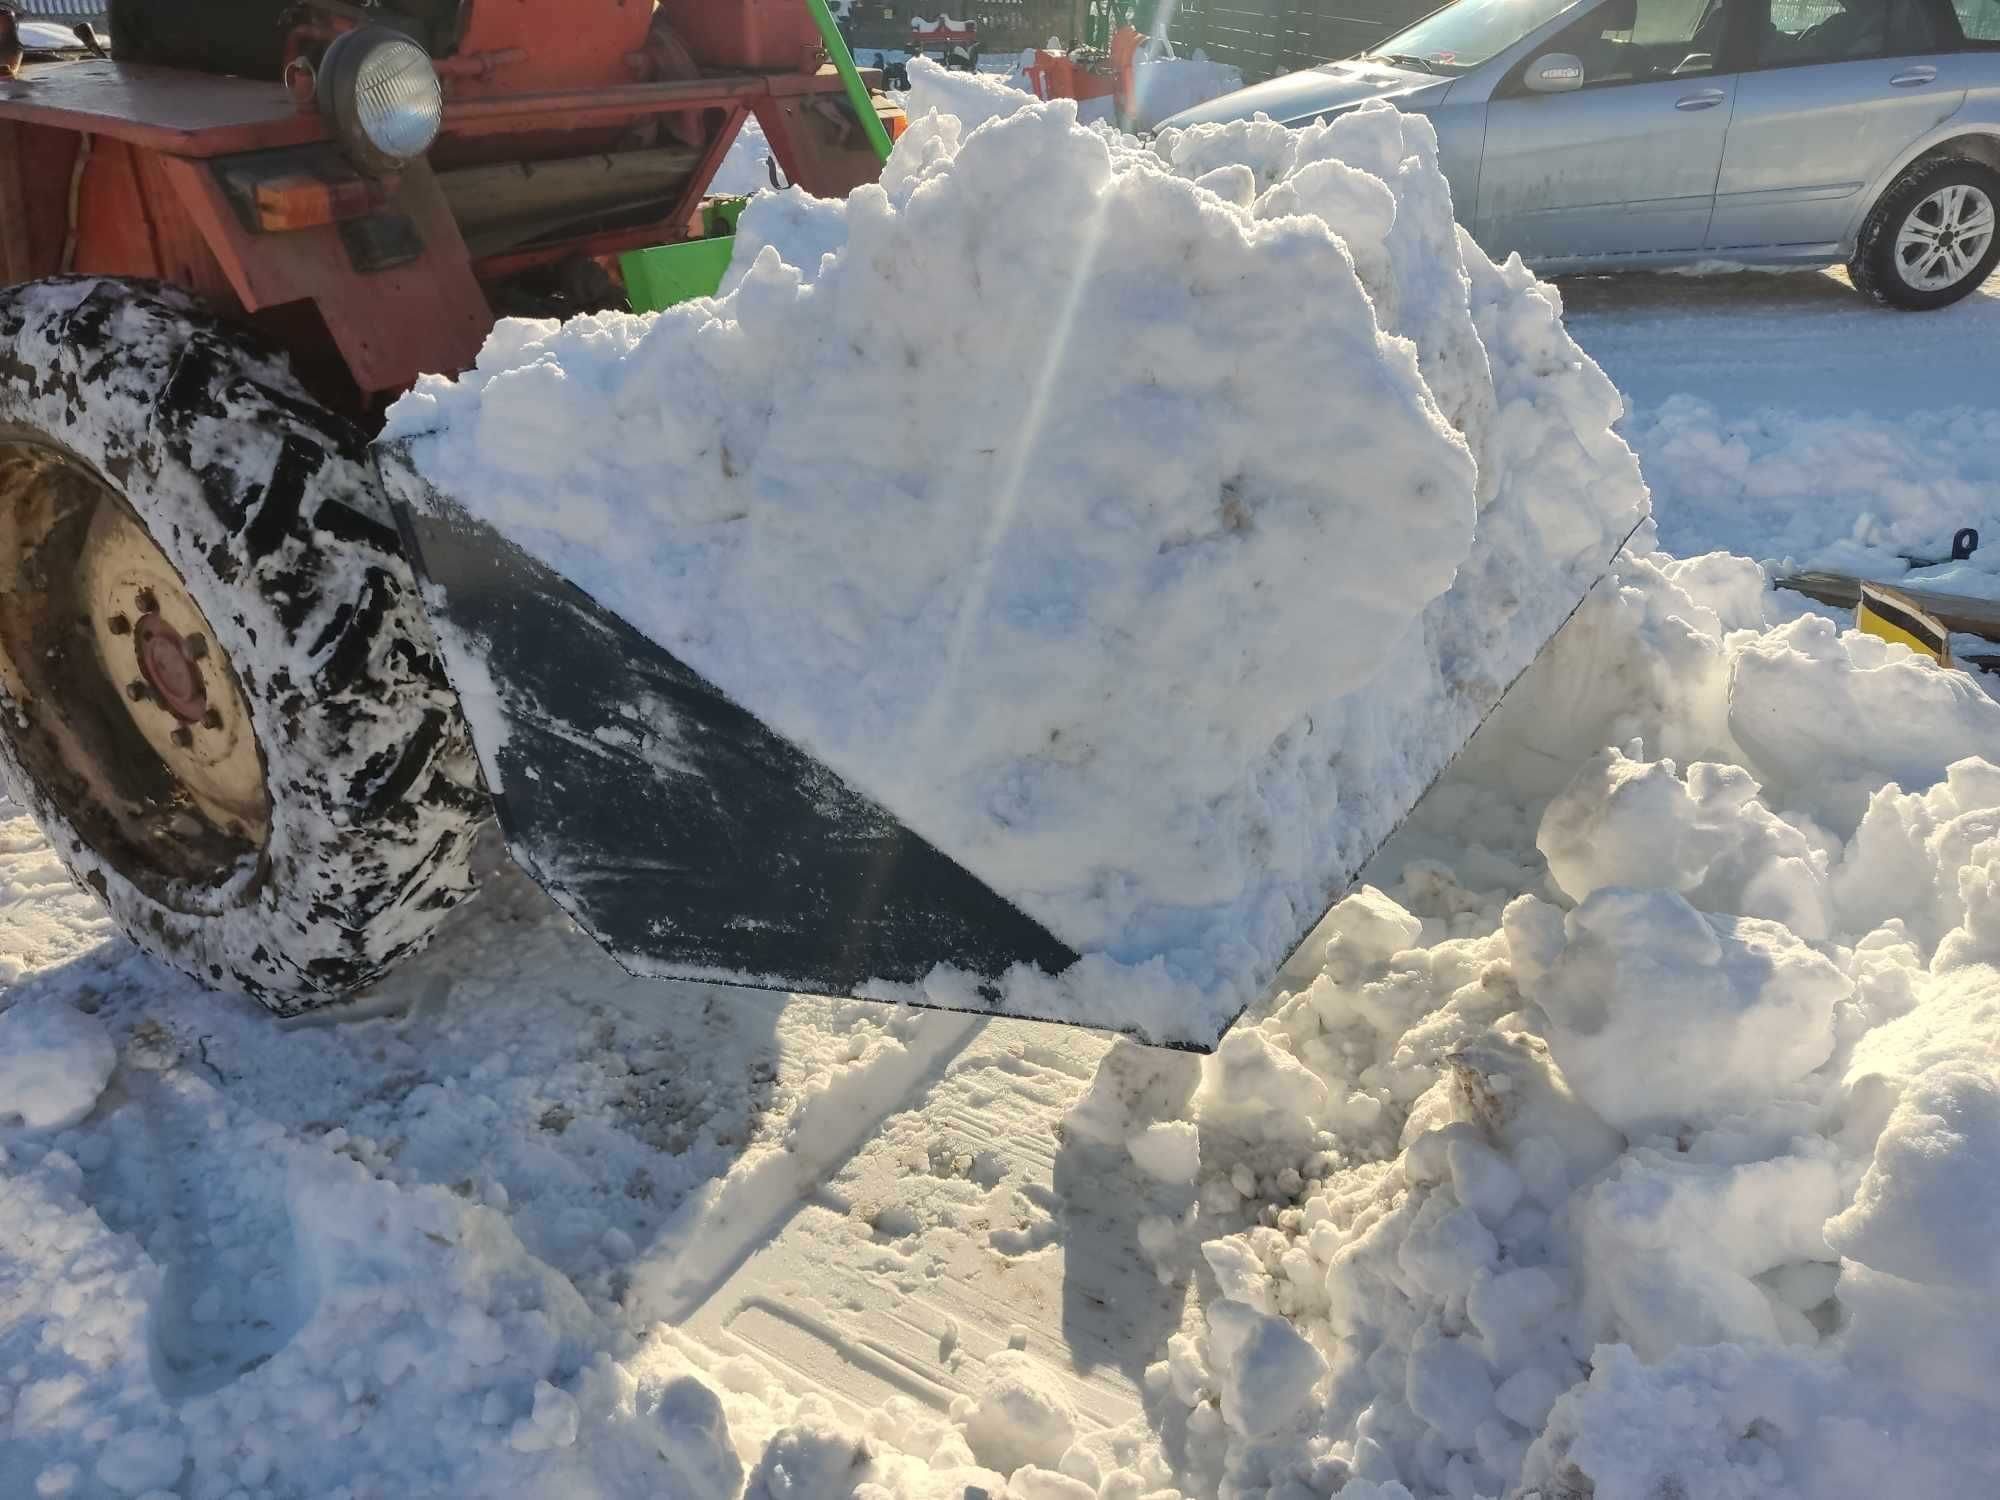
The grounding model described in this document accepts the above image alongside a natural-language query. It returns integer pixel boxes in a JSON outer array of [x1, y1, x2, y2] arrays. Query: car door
[[1476, 0, 1741, 260], [1708, 0, 1970, 250]]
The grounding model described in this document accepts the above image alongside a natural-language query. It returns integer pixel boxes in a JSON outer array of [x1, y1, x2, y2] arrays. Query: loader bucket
[[369, 90, 1649, 1051], [384, 438, 1625, 1051], [383, 451, 1082, 1009]]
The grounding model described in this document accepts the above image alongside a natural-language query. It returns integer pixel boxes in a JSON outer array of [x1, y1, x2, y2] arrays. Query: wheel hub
[[0, 433, 272, 902], [135, 613, 209, 725], [1896, 181, 1996, 293]]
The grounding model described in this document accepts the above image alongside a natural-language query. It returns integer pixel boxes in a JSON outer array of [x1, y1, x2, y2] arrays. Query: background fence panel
[[1165, 0, 1427, 81]]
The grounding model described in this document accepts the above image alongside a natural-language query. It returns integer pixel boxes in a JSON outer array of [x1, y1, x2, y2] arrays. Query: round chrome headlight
[[319, 28, 443, 175]]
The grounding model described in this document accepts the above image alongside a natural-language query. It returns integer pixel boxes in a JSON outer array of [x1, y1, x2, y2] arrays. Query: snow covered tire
[[1850, 156, 2000, 311], [0, 277, 486, 1011]]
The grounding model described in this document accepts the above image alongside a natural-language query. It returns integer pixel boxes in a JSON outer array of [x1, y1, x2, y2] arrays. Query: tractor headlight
[[319, 28, 443, 175]]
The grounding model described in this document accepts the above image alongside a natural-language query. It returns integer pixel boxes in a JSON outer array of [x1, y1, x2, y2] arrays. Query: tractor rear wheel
[[0, 278, 486, 1011]]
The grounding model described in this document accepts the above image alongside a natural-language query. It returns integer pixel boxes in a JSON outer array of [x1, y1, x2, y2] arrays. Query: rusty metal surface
[[0, 61, 325, 156], [155, 155, 491, 400], [0, 119, 77, 281], [0, 122, 31, 282], [440, 75, 771, 138], [451, 0, 656, 93]]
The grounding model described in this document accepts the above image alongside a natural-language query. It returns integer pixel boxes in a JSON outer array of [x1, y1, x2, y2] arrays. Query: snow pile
[[390, 99, 1642, 1044], [905, 53, 1038, 127], [1084, 549, 2000, 1497]]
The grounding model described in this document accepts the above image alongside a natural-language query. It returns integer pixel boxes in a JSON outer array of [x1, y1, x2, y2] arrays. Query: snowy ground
[[1569, 266, 2000, 581], [9, 122, 2000, 1500]]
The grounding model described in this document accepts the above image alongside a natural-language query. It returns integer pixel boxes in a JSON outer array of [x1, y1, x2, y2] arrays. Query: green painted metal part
[[620, 199, 751, 314], [620, 0, 892, 316], [804, 0, 895, 164], [621, 236, 737, 312]]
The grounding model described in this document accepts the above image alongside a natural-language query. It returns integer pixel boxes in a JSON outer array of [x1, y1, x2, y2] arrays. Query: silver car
[[1160, 0, 2000, 307]]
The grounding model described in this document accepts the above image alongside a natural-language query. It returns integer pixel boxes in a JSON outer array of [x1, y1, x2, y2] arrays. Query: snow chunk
[[1829, 1062, 2000, 1293], [1573, 1147, 1843, 1358], [905, 54, 1036, 130], [1536, 889, 1847, 1133], [1009, 1465, 1097, 1500], [1730, 614, 2000, 833], [508, 1380, 580, 1452], [746, 1416, 870, 1500], [1538, 748, 1833, 937], [643, 1373, 744, 1498], [1494, 1364, 1566, 1430], [1126, 1121, 1201, 1184], [1321, 886, 1425, 984], [0, 1000, 115, 1130], [959, 1351, 1076, 1473], [1446, 1135, 1523, 1228], [93, 1430, 185, 1497], [1206, 1300, 1327, 1438], [1195, 1029, 1329, 1142], [1404, 1332, 1494, 1449], [1395, 1197, 1499, 1297], [1831, 958, 2000, 1294], [1833, 758, 2000, 952]]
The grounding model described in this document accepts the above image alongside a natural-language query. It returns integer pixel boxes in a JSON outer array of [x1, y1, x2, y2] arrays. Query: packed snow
[[1084, 539, 2000, 1499], [8, 85, 2000, 1500], [388, 97, 1643, 1045]]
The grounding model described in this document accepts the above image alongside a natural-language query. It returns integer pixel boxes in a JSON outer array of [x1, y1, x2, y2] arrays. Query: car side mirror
[[1525, 53, 1586, 92]]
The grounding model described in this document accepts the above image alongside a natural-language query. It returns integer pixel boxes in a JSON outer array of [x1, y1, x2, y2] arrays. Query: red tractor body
[[1022, 26, 1142, 129], [0, 1, 898, 407]]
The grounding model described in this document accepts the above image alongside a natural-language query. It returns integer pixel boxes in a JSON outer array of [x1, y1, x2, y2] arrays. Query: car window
[[1364, 0, 1586, 75], [1756, 0, 1946, 60], [1949, 0, 2000, 38], [1534, 0, 1729, 82]]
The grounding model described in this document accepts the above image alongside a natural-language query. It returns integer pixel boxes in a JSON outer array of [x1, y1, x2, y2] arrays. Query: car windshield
[[1364, 0, 1586, 73]]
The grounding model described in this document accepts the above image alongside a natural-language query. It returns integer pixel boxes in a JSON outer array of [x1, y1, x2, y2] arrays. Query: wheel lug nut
[[126, 680, 151, 703], [203, 709, 223, 731], [135, 588, 159, 615], [184, 633, 208, 661], [107, 613, 131, 636], [171, 726, 194, 749]]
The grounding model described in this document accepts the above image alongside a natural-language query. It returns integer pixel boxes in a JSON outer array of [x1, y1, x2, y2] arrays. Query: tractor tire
[[1849, 157, 2000, 311], [0, 277, 487, 1012]]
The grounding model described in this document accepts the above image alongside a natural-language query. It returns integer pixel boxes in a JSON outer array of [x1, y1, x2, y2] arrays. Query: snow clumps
[[390, 97, 1644, 1046], [1097, 551, 2000, 1498]]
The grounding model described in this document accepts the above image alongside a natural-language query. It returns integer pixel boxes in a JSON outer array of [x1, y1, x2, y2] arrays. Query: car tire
[[0, 277, 487, 1012], [1850, 156, 2000, 311]]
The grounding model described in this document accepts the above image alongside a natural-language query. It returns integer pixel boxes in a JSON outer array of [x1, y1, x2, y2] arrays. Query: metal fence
[[1162, 0, 1427, 81], [17, 0, 106, 15]]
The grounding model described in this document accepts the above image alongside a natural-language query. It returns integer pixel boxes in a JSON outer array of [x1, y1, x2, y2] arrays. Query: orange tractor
[[0, 1, 1057, 1022], [0, 0, 902, 407]]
